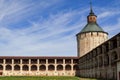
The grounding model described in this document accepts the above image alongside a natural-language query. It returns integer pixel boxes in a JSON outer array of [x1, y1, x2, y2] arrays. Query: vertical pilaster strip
[[46, 59, 48, 75], [55, 59, 57, 72], [12, 59, 14, 75], [37, 59, 39, 72], [63, 59, 65, 71], [29, 59, 31, 75], [3, 59, 5, 75]]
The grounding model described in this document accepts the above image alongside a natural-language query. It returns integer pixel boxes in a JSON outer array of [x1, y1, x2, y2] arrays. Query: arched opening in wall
[[39, 59, 46, 64], [48, 65, 55, 71], [48, 59, 55, 64], [14, 65, 20, 71], [22, 65, 29, 71], [5, 59, 12, 64], [99, 56, 103, 67], [39, 65, 46, 71], [94, 58, 98, 68], [65, 59, 71, 64], [14, 59, 20, 64], [31, 59, 37, 64], [65, 65, 71, 71], [0, 59, 3, 64], [22, 59, 29, 64], [104, 43, 109, 53], [73, 59, 78, 64], [31, 65, 37, 71], [73, 65, 79, 70], [104, 54, 109, 66], [57, 65, 63, 71], [57, 59, 63, 64], [6, 65, 12, 70], [0, 65, 3, 70], [111, 51, 118, 64]]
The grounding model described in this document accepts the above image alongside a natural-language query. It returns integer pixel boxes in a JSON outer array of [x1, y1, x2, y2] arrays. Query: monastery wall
[[0, 58, 79, 76]]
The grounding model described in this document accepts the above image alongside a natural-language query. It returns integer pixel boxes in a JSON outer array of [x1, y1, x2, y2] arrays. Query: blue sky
[[0, 0, 119, 56]]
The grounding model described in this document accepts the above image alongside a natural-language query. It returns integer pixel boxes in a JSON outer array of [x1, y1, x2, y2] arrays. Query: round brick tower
[[76, 5, 108, 57]]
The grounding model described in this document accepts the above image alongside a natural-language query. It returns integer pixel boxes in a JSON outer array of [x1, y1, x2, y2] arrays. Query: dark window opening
[[14, 65, 20, 70], [5, 59, 12, 64], [65, 65, 71, 70], [104, 55, 109, 66], [22, 59, 29, 64], [0, 59, 3, 64], [99, 56, 103, 67], [110, 39, 117, 49], [0, 65, 3, 70], [22, 65, 29, 71], [73, 59, 78, 64], [14, 59, 20, 64], [57, 65, 63, 71], [31, 59, 37, 64], [48, 65, 55, 71], [73, 65, 79, 70], [111, 52, 118, 63], [48, 59, 55, 64], [31, 65, 37, 71], [6, 65, 12, 70], [104, 43, 109, 53], [39, 65, 46, 71], [65, 59, 71, 64], [95, 59, 98, 67], [57, 59, 63, 64], [39, 59, 46, 64]]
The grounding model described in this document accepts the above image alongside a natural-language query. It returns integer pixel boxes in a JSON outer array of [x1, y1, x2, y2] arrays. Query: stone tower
[[76, 4, 108, 57]]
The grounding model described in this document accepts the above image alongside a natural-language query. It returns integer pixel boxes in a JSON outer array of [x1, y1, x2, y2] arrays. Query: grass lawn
[[0, 76, 104, 80], [0, 76, 80, 80]]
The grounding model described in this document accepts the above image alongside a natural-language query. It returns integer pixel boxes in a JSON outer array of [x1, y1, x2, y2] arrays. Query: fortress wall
[[0, 58, 79, 76]]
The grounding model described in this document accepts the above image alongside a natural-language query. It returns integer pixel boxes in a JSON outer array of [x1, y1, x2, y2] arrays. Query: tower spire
[[89, 0, 94, 15], [87, 0, 97, 23]]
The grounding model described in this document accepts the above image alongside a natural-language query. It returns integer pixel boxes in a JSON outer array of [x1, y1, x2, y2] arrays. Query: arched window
[[65, 65, 71, 70], [14, 65, 20, 70], [48, 65, 55, 71], [6, 65, 12, 70], [73, 65, 79, 70], [57, 65, 63, 71], [0, 65, 3, 70], [22, 65, 29, 71], [31, 65, 37, 71], [39, 65, 46, 71]]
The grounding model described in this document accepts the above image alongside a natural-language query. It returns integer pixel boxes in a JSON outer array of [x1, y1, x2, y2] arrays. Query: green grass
[[0, 76, 79, 80], [0, 76, 106, 80]]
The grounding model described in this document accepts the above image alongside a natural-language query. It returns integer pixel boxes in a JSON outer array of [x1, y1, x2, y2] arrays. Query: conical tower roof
[[77, 1, 107, 34], [80, 23, 104, 33]]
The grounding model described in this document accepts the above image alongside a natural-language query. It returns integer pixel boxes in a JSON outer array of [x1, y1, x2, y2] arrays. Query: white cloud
[[0, 4, 85, 56], [103, 18, 120, 37]]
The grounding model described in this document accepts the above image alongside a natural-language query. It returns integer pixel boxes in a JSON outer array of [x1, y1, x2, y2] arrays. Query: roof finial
[[89, 0, 94, 14]]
